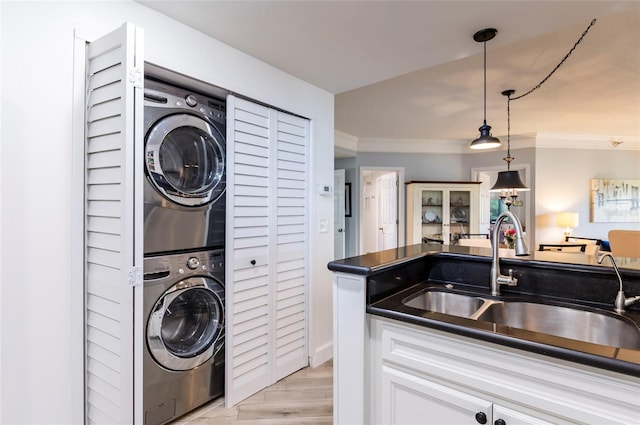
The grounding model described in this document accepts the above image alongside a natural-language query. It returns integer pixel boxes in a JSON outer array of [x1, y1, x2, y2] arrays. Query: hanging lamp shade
[[470, 121, 501, 149], [469, 28, 501, 150], [490, 170, 530, 192]]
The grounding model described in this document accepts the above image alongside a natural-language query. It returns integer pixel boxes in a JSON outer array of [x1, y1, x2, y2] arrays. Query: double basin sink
[[402, 286, 640, 349]]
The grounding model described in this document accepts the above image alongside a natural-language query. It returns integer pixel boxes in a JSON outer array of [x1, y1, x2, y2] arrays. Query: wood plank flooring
[[173, 360, 333, 424]]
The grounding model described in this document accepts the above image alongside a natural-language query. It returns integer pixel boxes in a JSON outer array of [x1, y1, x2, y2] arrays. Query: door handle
[[337, 228, 343, 232]]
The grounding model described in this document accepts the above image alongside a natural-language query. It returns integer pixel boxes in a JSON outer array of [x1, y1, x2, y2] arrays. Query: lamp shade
[[557, 212, 579, 228], [489, 170, 530, 192], [470, 122, 501, 150]]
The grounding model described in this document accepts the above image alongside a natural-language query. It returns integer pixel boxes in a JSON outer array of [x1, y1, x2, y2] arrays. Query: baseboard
[[309, 340, 333, 367]]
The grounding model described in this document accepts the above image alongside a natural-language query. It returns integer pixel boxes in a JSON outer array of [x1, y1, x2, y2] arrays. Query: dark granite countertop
[[328, 243, 640, 276], [328, 243, 640, 377]]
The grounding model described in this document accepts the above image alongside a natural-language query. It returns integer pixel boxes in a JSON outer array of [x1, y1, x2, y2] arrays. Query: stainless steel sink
[[475, 301, 640, 349], [401, 288, 640, 349], [403, 290, 484, 318]]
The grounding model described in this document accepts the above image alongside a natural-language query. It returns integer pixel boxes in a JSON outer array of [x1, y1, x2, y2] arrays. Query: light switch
[[319, 218, 329, 233]]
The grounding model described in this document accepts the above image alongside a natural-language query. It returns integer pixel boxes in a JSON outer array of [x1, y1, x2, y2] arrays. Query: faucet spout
[[490, 210, 529, 296], [598, 252, 640, 313]]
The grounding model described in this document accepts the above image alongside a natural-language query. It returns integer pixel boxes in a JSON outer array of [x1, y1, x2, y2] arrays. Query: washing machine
[[144, 78, 226, 255], [143, 249, 225, 425]]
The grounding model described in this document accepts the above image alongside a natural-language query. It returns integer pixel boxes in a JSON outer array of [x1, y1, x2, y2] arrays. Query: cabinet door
[[381, 365, 492, 425], [493, 404, 556, 425], [449, 187, 477, 241], [419, 187, 446, 243]]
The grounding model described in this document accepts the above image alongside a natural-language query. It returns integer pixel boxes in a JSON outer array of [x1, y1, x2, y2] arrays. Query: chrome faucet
[[598, 253, 640, 313], [491, 210, 529, 296]]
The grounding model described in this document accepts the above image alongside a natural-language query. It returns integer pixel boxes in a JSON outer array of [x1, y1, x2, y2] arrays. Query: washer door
[[145, 113, 225, 207], [147, 276, 224, 371]]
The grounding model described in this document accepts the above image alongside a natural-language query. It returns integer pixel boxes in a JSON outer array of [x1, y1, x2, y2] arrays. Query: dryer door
[[147, 276, 225, 371], [145, 113, 225, 207]]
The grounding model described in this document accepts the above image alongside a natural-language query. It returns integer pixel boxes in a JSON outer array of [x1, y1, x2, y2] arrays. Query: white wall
[[535, 147, 640, 244], [0, 1, 334, 423]]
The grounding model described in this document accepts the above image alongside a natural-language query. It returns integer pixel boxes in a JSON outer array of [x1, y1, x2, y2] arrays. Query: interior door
[[378, 172, 398, 250], [334, 169, 346, 259], [226, 95, 309, 407], [83, 22, 144, 425]]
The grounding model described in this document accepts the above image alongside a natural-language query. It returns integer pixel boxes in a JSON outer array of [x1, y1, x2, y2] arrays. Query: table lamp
[[557, 212, 579, 238]]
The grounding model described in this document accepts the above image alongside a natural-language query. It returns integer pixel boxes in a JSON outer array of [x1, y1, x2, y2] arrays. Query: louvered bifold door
[[273, 111, 309, 380], [84, 23, 144, 425], [226, 96, 273, 407], [226, 97, 310, 407]]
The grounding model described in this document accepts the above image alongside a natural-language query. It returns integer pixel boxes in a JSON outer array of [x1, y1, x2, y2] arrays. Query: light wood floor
[[173, 360, 333, 425]]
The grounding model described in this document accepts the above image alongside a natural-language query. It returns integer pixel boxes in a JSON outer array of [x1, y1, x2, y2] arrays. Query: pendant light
[[469, 28, 501, 150], [490, 89, 529, 208]]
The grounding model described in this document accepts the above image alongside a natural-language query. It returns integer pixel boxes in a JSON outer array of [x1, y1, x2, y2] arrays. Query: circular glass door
[[146, 113, 225, 207], [147, 276, 224, 371]]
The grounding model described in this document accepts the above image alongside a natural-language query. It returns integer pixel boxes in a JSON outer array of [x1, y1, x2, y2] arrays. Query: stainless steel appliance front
[[143, 249, 225, 425], [143, 77, 226, 255]]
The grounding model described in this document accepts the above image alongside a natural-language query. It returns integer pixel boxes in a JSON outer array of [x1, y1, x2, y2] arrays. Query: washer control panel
[[144, 249, 225, 281]]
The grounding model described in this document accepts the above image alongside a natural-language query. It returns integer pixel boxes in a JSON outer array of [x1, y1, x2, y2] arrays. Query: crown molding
[[534, 132, 640, 150], [334, 130, 640, 155]]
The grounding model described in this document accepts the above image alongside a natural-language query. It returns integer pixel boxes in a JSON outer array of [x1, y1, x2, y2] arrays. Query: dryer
[[144, 78, 226, 255], [143, 249, 225, 425]]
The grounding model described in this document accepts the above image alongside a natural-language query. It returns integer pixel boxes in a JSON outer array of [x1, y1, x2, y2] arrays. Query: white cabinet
[[369, 316, 640, 425], [381, 365, 553, 425], [226, 96, 310, 406], [406, 181, 480, 245]]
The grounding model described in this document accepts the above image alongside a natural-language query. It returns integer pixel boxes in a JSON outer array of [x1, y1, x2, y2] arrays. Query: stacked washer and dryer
[[142, 77, 227, 425]]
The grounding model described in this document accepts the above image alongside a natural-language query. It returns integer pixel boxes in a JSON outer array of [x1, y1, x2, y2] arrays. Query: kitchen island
[[328, 244, 640, 425]]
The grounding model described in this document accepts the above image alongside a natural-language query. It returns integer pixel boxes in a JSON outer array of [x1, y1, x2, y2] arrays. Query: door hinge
[[128, 67, 143, 89], [128, 266, 142, 287]]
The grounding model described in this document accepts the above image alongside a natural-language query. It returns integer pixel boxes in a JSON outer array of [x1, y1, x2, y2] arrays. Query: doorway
[[359, 167, 405, 254], [472, 164, 532, 246]]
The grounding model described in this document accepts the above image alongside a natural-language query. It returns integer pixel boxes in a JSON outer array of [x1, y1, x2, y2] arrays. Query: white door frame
[[358, 167, 405, 255], [334, 169, 346, 259], [471, 163, 532, 246]]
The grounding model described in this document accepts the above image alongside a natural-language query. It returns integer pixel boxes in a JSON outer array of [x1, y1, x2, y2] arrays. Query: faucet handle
[[496, 268, 518, 287]]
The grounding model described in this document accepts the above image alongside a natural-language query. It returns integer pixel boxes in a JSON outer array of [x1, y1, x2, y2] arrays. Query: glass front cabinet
[[406, 181, 481, 245]]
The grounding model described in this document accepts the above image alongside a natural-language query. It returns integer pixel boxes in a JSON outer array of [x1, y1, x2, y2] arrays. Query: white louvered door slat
[[274, 111, 309, 380], [226, 96, 272, 407], [84, 23, 144, 425], [226, 97, 309, 407]]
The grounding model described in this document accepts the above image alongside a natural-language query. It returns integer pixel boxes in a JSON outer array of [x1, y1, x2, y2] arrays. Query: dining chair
[[608, 230, 640, 258], [538, 243, 587, 253], [459, 233, 490, 239], [564, 236, 602, 255]]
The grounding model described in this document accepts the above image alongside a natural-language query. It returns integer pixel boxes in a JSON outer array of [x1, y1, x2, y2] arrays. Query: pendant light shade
[[470, 28, 501, 150], [490, 170, 530, 192], [470, 121, 501, 149]]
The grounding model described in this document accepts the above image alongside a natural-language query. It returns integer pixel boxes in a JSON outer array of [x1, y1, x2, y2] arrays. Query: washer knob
[[186, 257, 200, 270], [185, 94, 197, 107]]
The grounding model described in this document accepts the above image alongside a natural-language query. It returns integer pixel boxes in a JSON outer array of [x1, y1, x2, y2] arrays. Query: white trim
[[336, 132, 639, 155], [536, 132, 640, 150], [71, 30, 87, 425], [471, 163, 533, 246]]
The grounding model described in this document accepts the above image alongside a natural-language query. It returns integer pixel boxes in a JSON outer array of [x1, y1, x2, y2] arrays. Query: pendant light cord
[[505, 93, 513, 170], [483, 40, 488, 121], [512, 18, 597, 101]]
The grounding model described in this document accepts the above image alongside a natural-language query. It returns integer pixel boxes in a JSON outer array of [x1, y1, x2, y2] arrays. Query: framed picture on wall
[[345, 183, 352, 217], [590, 178, 640, 222]]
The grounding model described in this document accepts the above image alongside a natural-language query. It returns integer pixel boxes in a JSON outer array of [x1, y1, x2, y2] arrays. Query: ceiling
[[139, 1, 640, 155]]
